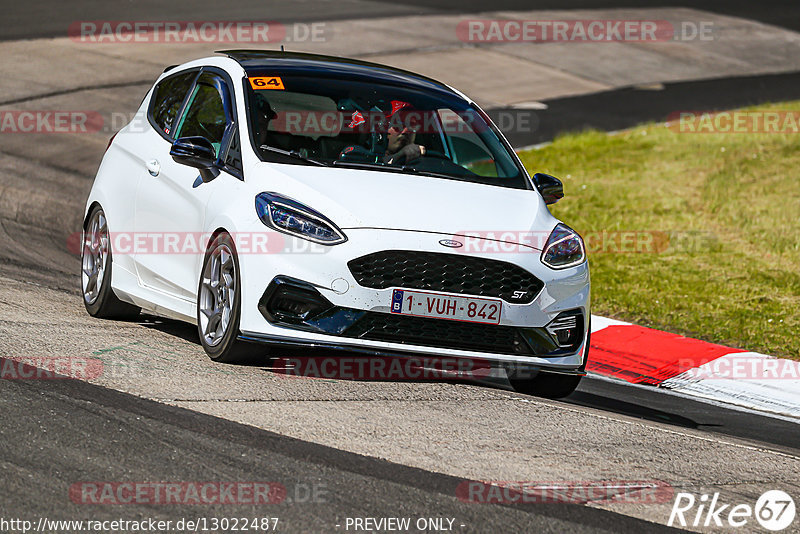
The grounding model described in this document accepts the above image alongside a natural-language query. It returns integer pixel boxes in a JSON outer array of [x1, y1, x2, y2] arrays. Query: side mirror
[[170, 136, 220, 183], [532, 173, 564, 205]]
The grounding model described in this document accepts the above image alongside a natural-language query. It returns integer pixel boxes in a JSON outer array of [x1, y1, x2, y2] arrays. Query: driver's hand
[[385, 143, 426, 165]]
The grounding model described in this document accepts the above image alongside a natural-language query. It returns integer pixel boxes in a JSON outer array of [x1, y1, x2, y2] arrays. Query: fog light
[[545, 310, 583, 350], [260, 277, 334, 324]]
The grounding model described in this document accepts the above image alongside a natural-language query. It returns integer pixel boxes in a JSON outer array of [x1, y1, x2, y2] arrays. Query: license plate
[[390, 289, 502, 325]]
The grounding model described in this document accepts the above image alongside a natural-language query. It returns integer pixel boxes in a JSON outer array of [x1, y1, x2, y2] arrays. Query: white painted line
[[514, 141, 551, 152], [511, 101, 549, 110]]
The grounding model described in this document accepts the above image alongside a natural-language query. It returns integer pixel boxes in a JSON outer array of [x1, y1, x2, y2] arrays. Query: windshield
[[244, 74, 529, 190]]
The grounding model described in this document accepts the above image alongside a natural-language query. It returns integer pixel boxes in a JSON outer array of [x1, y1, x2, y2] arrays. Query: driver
[[384, 126, 426, 165], [338, 99, 428, 164]]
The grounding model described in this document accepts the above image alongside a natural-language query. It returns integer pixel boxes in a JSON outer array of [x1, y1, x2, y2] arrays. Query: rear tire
[[81, 206, 141, 319], [197, 232, 263, 363], [509, 372, 582, 399]]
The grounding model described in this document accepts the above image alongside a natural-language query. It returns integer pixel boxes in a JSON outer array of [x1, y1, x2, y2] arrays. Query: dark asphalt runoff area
[[490, 71, 800, 147]]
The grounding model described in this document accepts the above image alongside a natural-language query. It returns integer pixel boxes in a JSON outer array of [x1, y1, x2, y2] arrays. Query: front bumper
[[237, 228, 590, 370]]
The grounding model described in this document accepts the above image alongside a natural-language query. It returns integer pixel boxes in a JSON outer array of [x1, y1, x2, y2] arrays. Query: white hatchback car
[[82, 50, 590, 398]]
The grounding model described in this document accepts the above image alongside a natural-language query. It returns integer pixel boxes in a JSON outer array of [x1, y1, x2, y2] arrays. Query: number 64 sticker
[[249, 76, 285, 90]]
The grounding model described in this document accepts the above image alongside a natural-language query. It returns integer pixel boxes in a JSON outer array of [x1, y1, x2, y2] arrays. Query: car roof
[[217, 49, 461, 97]]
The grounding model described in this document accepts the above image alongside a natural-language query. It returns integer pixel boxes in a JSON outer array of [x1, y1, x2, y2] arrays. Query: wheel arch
[[197, 226, 238, 297], [205, 227, 232, 252], [83, 201, 102, 229]]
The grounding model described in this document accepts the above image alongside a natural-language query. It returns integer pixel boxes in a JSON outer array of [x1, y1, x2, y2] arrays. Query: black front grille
[[347, 250, 543, 304], [345, 312, 533, 355]]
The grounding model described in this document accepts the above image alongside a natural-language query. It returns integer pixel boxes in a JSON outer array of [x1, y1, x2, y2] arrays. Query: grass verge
[[517, 102, 800, 359]]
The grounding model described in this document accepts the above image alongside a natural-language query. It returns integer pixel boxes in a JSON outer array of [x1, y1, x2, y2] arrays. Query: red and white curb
[[588, 316, 800, 419]]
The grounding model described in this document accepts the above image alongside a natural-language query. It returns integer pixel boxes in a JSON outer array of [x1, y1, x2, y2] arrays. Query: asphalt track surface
[[1, 362, 681, 533], [1, 1, 800, 532]]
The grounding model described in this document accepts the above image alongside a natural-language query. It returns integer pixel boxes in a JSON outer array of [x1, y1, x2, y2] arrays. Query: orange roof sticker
[[249, 76, 285, 90]]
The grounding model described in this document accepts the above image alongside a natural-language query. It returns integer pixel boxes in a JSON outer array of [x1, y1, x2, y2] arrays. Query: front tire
[[511, 318, 591, 399], [81, 206, 140, 319], [197, 232, 262, 363], [509, 372, 582, 399]]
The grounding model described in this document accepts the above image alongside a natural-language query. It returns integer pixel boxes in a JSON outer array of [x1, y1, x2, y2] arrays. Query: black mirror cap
[[532, 173, 564, 205], [170, 136, 219, 183]]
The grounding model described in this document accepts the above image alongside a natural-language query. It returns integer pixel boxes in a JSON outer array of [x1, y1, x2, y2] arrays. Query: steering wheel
[[418, 149, 451, 161]]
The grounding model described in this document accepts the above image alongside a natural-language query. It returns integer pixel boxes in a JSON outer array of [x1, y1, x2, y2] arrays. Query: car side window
[[150, 71, 196, 137], [175, 81, 228, 158]]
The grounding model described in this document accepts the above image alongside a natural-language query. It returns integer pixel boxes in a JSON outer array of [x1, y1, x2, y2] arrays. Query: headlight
[[541, 223, 585, 269], [255, 192, 347, 245]]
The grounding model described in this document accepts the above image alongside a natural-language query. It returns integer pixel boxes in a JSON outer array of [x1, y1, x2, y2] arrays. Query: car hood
[[250, 162, 557, 250]]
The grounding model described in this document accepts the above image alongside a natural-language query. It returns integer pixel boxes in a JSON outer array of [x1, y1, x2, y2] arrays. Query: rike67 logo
[[669, 490, 796, 531]]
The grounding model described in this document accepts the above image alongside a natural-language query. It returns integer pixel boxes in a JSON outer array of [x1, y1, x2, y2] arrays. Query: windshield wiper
[[331, 160, 387, 171], [332, 160, 470, 182], [399, 166, 470, 181], [260, 145, 328, 166]]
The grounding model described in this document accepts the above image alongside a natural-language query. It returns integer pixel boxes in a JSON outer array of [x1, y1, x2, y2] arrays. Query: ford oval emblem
[[439, 239, 463, 248]]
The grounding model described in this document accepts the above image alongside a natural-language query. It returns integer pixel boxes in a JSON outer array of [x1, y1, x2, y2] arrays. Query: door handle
[[145, 159, 160, 177]]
